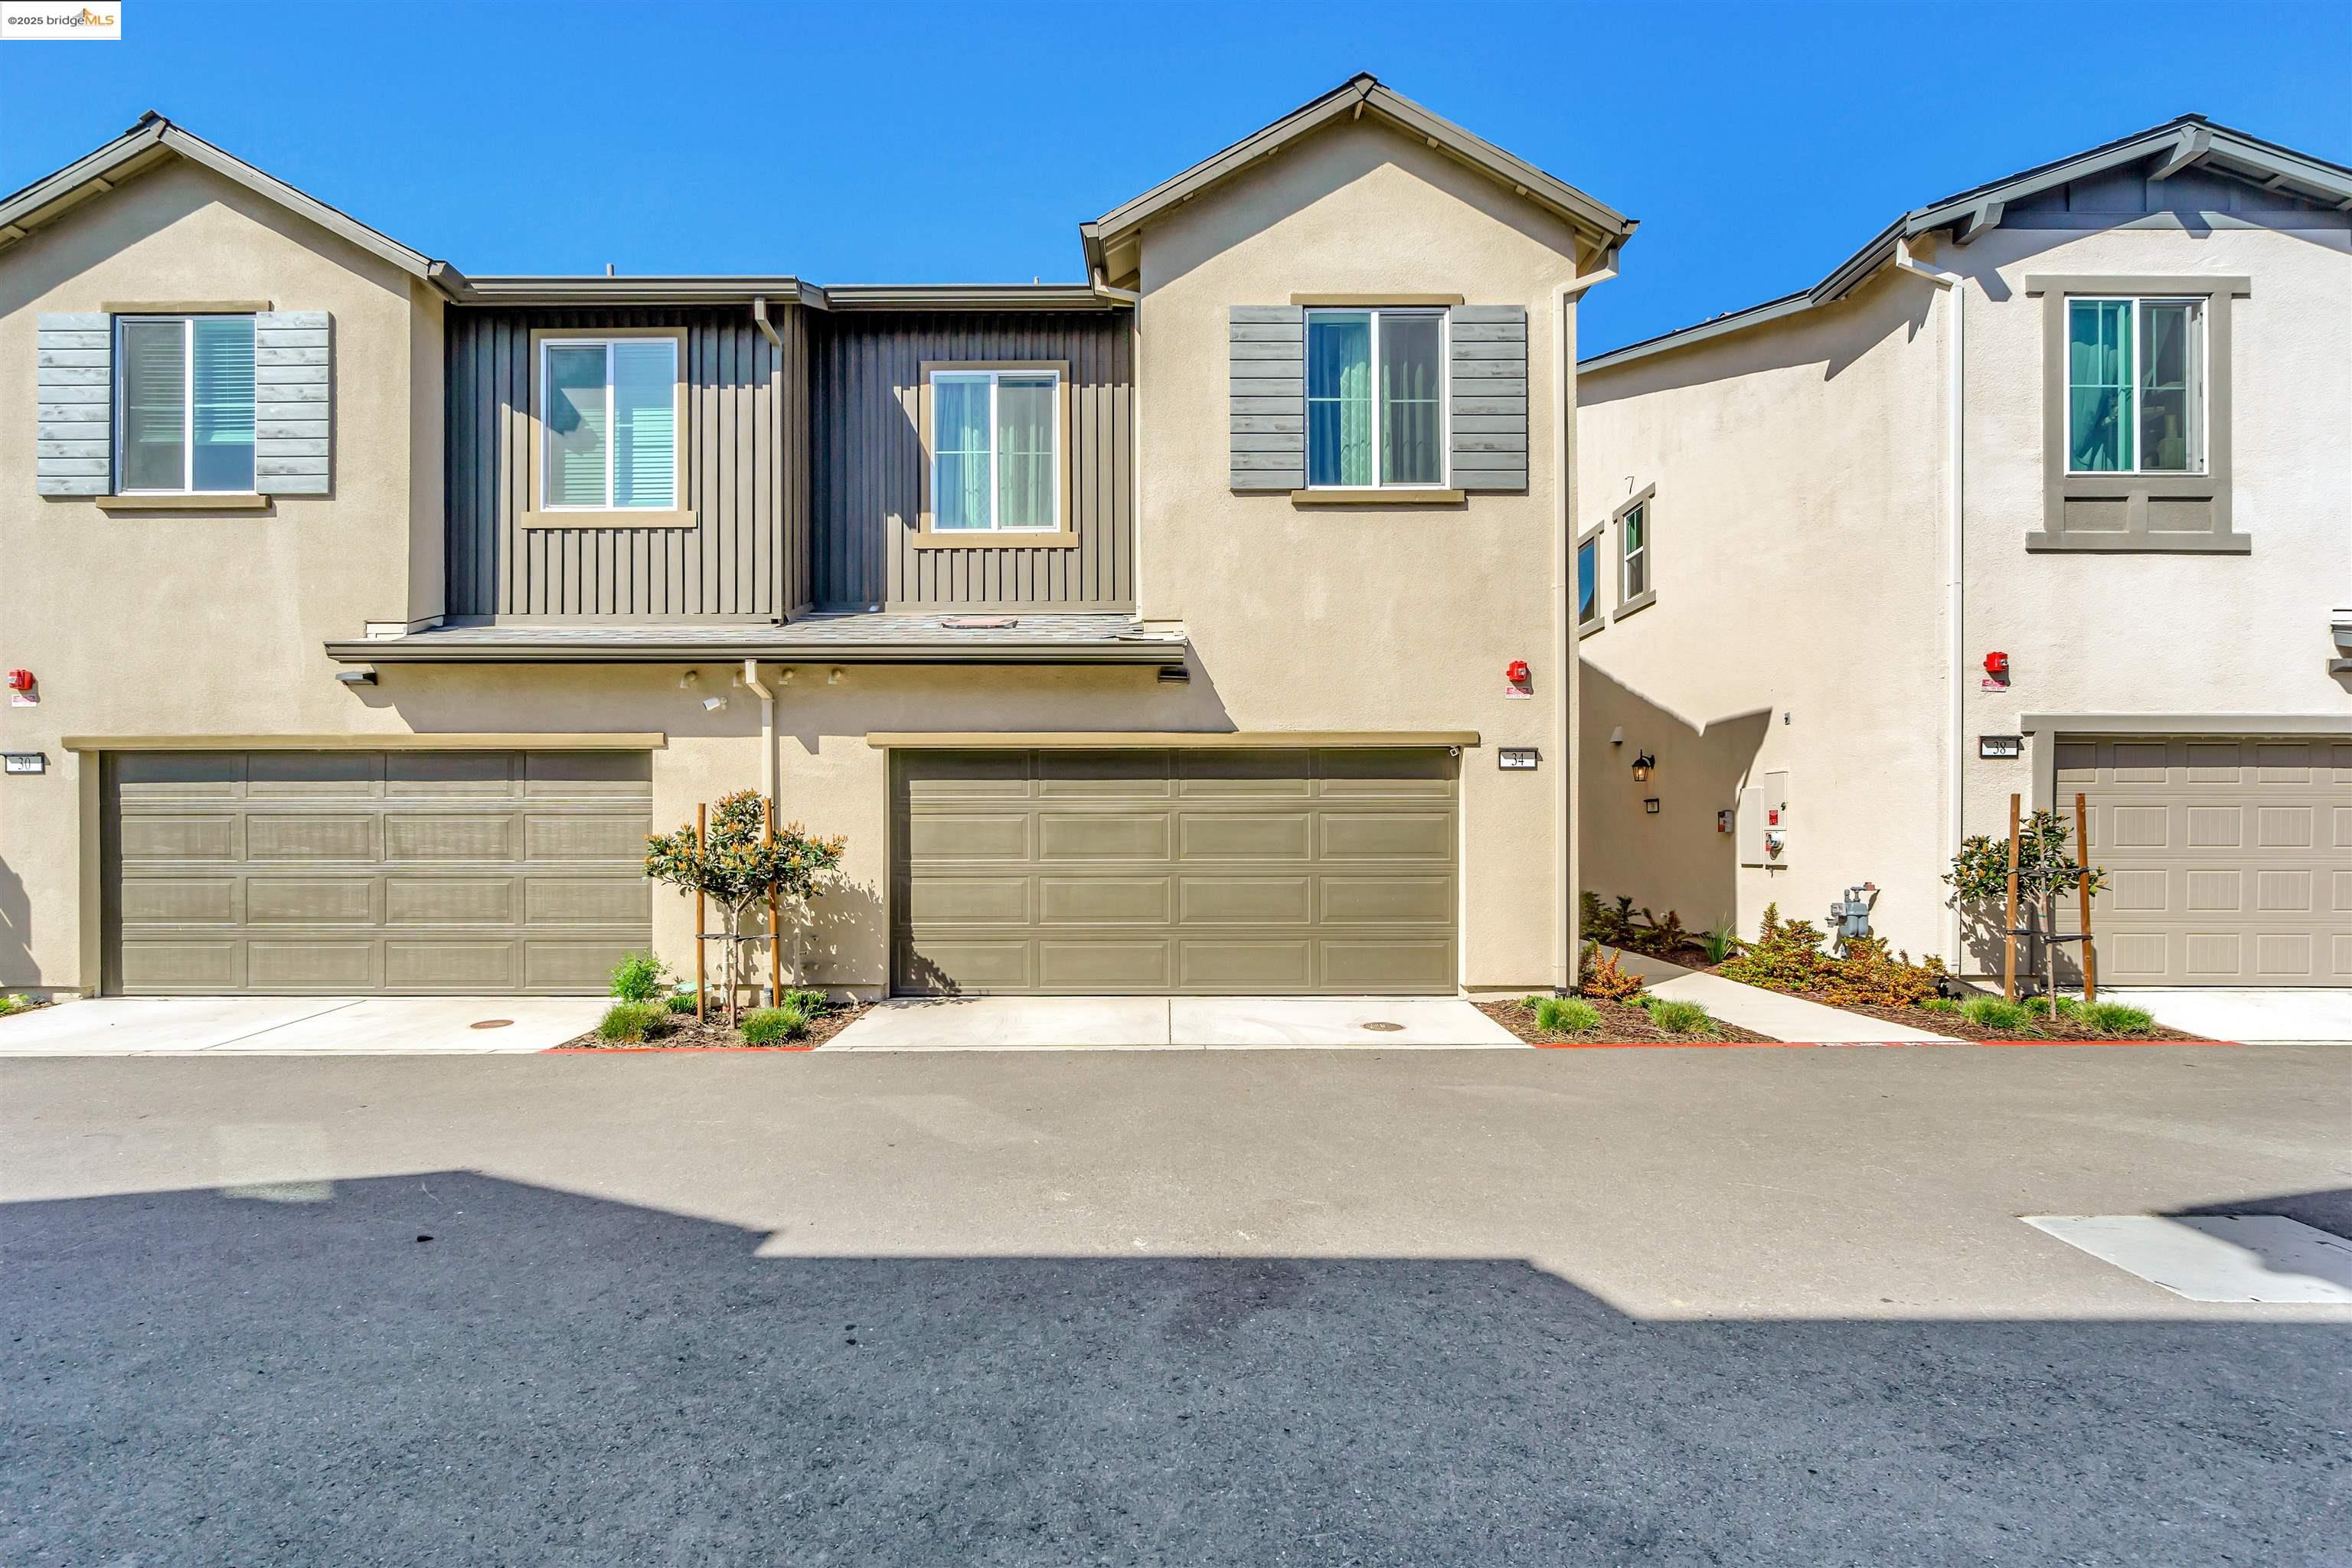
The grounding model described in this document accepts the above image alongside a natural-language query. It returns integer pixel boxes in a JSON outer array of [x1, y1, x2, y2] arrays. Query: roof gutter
[[1889, 239, 1968, 972], [323, 637, 1188, 669]]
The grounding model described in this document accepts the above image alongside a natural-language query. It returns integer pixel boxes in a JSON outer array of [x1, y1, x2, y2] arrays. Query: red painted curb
[[545, 1044, 818, 1054], [1527, 1036, 2232, 1050]]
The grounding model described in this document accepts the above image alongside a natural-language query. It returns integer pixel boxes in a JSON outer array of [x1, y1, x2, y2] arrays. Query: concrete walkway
[[0, 996, 602, 1055], [2107, 988, 2352, 1044], [1609, 949, 1959, 1044], [825, 995, 1524, 1050]]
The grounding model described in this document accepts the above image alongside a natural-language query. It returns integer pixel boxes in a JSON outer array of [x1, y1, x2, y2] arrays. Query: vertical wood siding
[[809, 312, 1133, 611], [446, 307, 810, 619]]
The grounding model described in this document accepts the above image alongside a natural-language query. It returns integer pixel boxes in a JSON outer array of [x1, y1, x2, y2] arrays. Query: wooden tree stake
[[694, 802, 707, 1024], [2003, 793, 2020, 1003], [766, 795, 781, 1008], [2074, 791, 2098, 1004]]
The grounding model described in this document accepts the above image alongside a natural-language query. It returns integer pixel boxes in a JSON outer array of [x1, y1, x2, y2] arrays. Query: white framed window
[[539, 335, 681, 510], [1619, 498, 1648, 603], [929, 368, 1061, 532], [114, 314, 256, 494], [1305, 307, 1447, 488], [2066, 296, 2205, 475]]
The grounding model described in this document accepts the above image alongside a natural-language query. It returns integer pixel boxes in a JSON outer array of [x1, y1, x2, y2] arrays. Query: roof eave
[[323, 638, 1187, 668]]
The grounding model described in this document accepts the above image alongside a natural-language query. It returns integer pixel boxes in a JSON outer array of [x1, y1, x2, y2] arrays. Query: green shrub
[[1916, 997, 1962, 1014], [2086, 1001, 2155, 1035], [607, 950, 669, 1002], [0, 993, 29, 1018], [1719, 906, 1942, 1007], [1533, 995, 1600, 1034], [1642, 997, 1713, 1036], [1700, 920, 1738, 964], [597, 1001, 672, 1044], [665, 991, 699, 1015], [1961, 996, 2034, 1033], [740, 1004, 809, 1046], [782, 987, 828, 1017]]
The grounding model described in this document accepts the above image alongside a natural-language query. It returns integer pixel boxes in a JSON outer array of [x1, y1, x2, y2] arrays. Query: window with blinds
[[115, 315, 255, 493], [540, 336, 680, 510]]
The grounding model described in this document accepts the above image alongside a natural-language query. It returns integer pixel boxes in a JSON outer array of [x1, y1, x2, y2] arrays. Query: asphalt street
[[4, 1044, 2346, 1565]]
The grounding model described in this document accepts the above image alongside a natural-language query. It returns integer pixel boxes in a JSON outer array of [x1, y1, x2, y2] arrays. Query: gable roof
[[1080, 73, 1636, 286], [1582, 113, 2352, 373], [0, 111, 466, 294]]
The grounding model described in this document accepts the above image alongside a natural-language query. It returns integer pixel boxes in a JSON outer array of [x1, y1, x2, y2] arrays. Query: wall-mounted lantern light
[[1631, 750, 1655, 782]]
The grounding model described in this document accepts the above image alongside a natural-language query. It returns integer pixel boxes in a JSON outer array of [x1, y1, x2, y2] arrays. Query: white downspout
[[741, 658, 776, 804], [1891, 240, 1968, 969], [1550, 245, 1622, 993]]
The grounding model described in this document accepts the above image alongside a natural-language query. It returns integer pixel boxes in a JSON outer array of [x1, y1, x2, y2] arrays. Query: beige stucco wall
[[1576, 214, 2352, 967], [1132, 120, 1589, 990], [0, 159, 443, 988]]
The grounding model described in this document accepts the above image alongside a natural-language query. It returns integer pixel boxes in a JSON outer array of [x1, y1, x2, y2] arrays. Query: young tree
[[643, 790, 845, 1027], [1945, 808, 2105, 1018]]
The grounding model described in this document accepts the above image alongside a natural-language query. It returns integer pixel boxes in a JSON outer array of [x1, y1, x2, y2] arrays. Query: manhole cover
[[1361, 1021, 1405, 1033], [469, 1019, 514, 1031]]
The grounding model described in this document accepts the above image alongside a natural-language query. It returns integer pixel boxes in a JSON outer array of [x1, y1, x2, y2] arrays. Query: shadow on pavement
[[4, 1171, 2344, 1566]]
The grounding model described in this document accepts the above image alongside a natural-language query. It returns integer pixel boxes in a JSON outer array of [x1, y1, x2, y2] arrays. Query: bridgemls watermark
[[1, 2, 122, 39]]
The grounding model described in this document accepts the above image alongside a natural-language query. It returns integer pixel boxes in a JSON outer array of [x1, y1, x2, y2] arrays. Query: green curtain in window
[[1308, 313, 1372, 485], [995, 377, 1055, 528], [1379, 314, 1442, 485], [612, 340, 676, 508], [119, 319, 186, 491], [545, 345, 609, 506], [934, 376, 991, 529], [2067, 300, 2133, 472], [191, 316, 255, 492]]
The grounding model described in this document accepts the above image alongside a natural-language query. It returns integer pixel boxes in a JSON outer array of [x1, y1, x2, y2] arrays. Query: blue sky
[[2, 1, 2346, 354]]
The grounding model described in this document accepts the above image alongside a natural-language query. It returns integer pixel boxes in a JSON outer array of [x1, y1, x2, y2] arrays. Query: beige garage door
[[892, 747, 1459, 995], [2068, 734, 2352, 987], [103, 750, 653, 995]]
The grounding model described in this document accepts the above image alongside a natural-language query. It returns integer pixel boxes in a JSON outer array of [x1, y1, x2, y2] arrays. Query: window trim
[[522, 325, 694, 531], [915, 361, 1076, 548], [2063, 295, 2207, 477], [1610, 485, 1657, 622], [1302, 305, 1450, 491], [2027, 274, 2248, 555], [1575, 521, 1605, 635], [111, 312, 258, 497]]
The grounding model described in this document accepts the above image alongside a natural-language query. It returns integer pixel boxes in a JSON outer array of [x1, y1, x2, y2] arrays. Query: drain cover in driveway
[[2024, 1215, 2352, 1303], [469, 1019, 514, 1030], [1361, 1021, 1404, 1033]]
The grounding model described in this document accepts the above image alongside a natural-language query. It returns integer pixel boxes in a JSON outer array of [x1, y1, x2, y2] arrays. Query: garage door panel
[[104, 750, 651, 995], [2255, 807, 2312, 848], [119, 939, 243, 990], [2334, 933, 2352, 978], [894, 748, 1457, 995], [1040, 877, 1173, 925], [250, 939, 377, 990], [246, 877, 375, 926], [2186, 743, 2241, 782], [2255, 933, 2314, 979], [390, 877, 520, 926], [247, 753, 381, 796]]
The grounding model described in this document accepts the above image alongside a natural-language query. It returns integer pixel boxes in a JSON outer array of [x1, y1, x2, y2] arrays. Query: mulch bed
[[558, 1001, 873, 1051], [1477, 997, 1781, 1047], [1798, 995, 2213, 1044]]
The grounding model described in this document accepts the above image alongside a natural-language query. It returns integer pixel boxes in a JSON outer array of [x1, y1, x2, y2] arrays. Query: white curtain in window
[[934, 376, 991, 529], [995, 377, 1055, 528]]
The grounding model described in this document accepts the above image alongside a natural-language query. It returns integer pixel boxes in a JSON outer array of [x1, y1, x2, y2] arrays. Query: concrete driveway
[[3, 1044, 2345, 1566], [2113, 988, 2352, 1043], [0, 996, 602, 1055], [825, 994, 1522, 1049]]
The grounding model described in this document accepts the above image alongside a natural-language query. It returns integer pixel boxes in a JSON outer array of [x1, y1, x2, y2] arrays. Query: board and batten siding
[[445, 307, 811, 619], [809, 312, 1133, 612]]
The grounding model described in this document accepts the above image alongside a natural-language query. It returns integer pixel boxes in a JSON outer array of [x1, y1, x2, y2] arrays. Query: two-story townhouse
[[1, 77, 1632, 1001], [1573, 116, 2351, 990]]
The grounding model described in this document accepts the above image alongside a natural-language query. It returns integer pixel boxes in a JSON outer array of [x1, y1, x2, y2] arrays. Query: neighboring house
[[0, 77, 1632, 999], [1576, 116, 2352, 987]]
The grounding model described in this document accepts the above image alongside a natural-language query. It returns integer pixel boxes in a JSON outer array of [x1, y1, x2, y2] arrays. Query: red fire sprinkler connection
[[1505, 660, 1530, 686], [4, 669, 33, 694], [1982, 651, 2010, 679]]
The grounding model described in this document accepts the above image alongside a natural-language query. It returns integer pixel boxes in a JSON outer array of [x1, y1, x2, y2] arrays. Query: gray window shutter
[[36, 313, 111, 496], [1230, 305, 1302, 492], [255, 310, 330, 495], [1451, 305, 1527, 492]]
